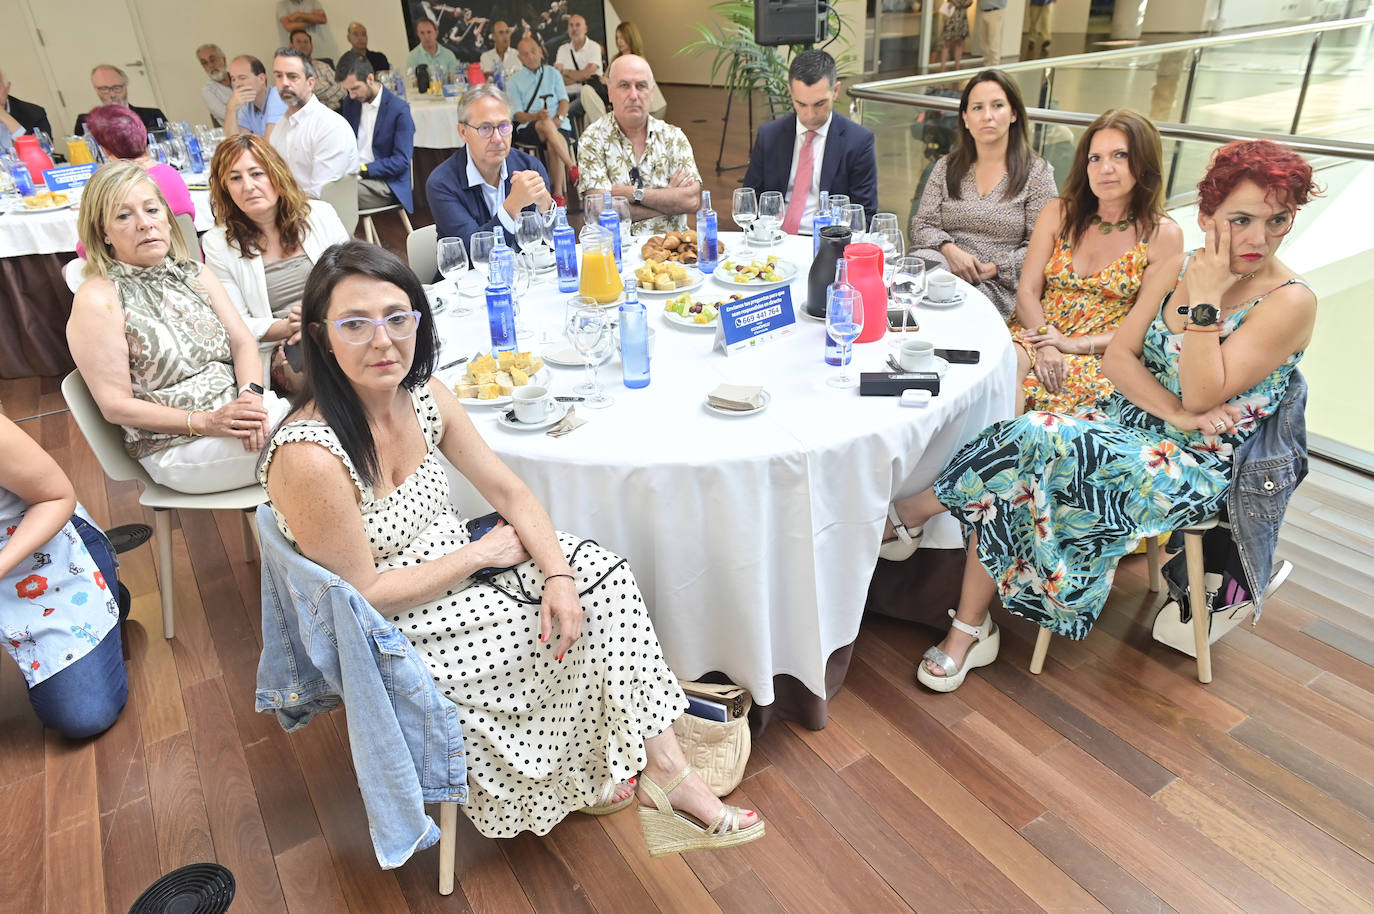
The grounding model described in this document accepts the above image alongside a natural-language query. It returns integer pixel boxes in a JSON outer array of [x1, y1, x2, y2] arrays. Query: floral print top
[[0, 490, 118, 688], [576, 114, 703, 235]]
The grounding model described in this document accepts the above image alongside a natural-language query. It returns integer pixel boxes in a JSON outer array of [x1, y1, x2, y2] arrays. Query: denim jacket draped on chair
[[253, 504, 468, 869]]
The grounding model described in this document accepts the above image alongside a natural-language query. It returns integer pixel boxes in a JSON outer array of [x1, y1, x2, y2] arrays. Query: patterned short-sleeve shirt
[[576, 114, 701, 235]]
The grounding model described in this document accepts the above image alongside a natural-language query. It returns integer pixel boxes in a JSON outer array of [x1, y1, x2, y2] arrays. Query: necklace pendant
[[1115, 218, 1130, 232], [1098, 221, 1112, 235]]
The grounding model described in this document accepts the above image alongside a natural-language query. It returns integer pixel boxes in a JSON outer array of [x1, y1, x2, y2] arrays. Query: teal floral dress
[[934, 278, 1307, 639]]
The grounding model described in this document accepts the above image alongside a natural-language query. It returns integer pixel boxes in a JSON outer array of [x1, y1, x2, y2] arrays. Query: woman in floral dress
[[885, 140, 1319, 691]]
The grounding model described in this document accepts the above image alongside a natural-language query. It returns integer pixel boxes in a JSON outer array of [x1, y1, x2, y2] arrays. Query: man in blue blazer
[[742, 50, 878, 234], [339, 58, 416, 212], [426, 84, 554, 251]]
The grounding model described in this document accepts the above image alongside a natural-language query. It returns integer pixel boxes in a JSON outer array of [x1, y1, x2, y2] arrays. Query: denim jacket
[[1226, 369, 1308, 621], [253, 504, 468, 870]]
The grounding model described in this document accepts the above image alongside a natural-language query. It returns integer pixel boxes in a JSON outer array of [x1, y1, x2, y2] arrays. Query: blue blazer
[[425, 146, 549, 251], [342, 89, 416, 212], [742, 112, 878, 222]]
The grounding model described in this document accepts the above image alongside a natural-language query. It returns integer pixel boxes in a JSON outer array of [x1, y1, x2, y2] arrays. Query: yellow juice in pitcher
[[66, 139, 94, 165], [578, 248, 623, 304]]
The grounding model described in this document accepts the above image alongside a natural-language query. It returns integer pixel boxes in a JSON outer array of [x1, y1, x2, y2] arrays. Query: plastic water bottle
[[181, 121, 205, 173], [697, 189, 718, 274], [6, 154, 35, 197], [394, 70, 406, 97], [486, 236, 518, 354], [492, 66, 505, 90], [619, 286, 650, 389], [552, 205, 579, 293], [825, 259, 854, 367], [597, 196, 622, 271], [812, 190, 832, 257]]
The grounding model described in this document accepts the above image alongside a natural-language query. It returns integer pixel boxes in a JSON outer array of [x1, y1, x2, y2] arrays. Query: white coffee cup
[[928, 273, 958, 302], [899, 339, 937, 372], [747, 222, 780, 244], [512, 385, 553, 423]]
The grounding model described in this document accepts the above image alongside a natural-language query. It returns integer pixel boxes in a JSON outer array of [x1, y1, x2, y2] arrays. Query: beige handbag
[[672, 681, 752, 797]]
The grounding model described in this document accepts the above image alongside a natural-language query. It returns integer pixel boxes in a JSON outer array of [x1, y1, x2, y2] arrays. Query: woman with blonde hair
[[66, 161, 289, 494]]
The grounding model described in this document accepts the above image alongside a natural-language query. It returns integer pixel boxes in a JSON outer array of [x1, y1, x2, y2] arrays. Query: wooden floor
[[8, 84, 1374, 913]]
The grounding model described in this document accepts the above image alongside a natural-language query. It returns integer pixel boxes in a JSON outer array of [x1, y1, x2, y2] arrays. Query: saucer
[[741, 228, 785, 248], [922, 290, 966, 308], [542, 346, 612, 367], [894, 356, 949, 378], [496, 402, 570, 431], [704, 390, 771, 417]]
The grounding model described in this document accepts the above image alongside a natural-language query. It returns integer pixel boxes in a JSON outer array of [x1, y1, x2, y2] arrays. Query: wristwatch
[[240, 382, 264, 396], [633, 186, 645, 205], [1177, 303, 1219, 327]]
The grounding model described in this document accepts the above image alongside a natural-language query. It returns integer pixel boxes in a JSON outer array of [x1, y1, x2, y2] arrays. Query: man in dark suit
[[73, 65, 167, 135], [1, 70, 53, 143], [339, 58, 416, 213], [742, 50, 877, 234], [426, 83, 553, 252]]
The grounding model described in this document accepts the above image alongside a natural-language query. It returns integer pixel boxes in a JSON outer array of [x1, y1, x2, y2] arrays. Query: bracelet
[[186, 409, 202, 437], [1184, 325, 1221, 333], [545, 573, 575, 583]]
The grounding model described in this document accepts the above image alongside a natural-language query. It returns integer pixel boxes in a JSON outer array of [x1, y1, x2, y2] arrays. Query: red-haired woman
[[884, 139, 1318, 691]]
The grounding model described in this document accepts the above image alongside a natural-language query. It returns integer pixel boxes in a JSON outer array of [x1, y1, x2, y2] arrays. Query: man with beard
[[340, 58, 415, 214], [196, 44, 233, 127], [268, 47, 359, 199]]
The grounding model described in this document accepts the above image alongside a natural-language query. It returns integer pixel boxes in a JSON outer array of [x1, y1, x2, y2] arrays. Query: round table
[[431, 232, 1015, 708], [409, 96, 464, 150]]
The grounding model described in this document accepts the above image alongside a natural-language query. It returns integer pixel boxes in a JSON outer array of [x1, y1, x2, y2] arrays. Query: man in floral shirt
[[577, 55, 702, 235]]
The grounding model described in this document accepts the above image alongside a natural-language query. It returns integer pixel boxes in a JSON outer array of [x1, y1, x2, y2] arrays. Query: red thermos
[[843, 242, 888, 343]]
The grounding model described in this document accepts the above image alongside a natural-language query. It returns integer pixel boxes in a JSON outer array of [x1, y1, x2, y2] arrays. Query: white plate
[[704, 390, 771, 417], [541, 346, 612, 367], [662, 309, 719, 330], [712, 257, 799, 290], [633, 267, 706, 296], [921, 290, 966, 308], [496, 402, 570, 431], [11, 200, 74, 214], [893, 356, 949, 378], [454, 366, 550, 408]]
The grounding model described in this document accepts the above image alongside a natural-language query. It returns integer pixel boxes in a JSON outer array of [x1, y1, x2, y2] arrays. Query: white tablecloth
[[0, 187, 214, 258], [409, 96, 464, 150], [433, 233, 1015, 703]]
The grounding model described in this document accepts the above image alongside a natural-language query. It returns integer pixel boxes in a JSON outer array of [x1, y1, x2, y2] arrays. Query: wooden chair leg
[[1029, 626, 1052, 674], [399, 209, 413, 234], [1184, 531, 1212, 683], [438, 801, 458, 895], [155, 509, 175, 639], [1145, 535, 1163, 592], [242, 509, 259, 561]]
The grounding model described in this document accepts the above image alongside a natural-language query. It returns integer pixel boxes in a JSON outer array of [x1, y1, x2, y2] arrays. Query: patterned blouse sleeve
[[911, 156, 953, 251], [990, 157, 1057, 281]]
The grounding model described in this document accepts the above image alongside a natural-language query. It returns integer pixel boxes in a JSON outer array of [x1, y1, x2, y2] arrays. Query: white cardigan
[[202, 200, 352, 342]]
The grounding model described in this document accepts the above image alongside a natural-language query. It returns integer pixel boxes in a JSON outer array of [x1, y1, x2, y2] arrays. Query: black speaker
[[754, 0, 828, 47]]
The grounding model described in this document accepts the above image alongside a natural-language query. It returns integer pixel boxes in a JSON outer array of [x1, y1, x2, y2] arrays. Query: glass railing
[[847, 16, 1374, 471]]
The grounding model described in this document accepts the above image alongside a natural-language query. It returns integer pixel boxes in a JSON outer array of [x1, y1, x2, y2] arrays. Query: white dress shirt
[[466, 152, 518, 236], [201, 79, 233, 126], [786, 113, 831, 234], [479, 47, 521, 80], [270, 93, 361, 199], [555, 38, 603, 78], [356, 85, 384, 165]]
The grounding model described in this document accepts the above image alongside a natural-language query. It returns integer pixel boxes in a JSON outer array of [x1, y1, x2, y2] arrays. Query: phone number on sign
[[737, 304, 782, 328]]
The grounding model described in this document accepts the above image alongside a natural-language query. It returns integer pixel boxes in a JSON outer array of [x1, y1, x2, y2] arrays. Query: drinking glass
[[469, 230, 495, 291], [612, 195, 632, 238], [825, 287, 864, 389], [583, 192, 605, 219], [511, 253, 533, 336], [889, 255, 926, 341], [566, 306, 615, 408], [757, 190, 784, 239], [827, 194, 850, 217], [516, 210, 550, 277], [436, 236, 471, 315], [732, 187, 757, 244], [869, 212, 905, 285], [840, 204, 868, 241]]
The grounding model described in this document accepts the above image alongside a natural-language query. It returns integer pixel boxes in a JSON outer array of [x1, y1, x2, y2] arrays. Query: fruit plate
[[662, 309, 718, 330], [711, 257, 799, 290]]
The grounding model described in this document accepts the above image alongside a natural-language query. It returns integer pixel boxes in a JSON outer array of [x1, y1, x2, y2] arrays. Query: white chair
[[64, 257, 87, 293], [175, 212, 202, 261], [406, 223, 438, 283], [319, 175, 360, 237], [61, 370, 266, 639], [360, 202, 414, 246]]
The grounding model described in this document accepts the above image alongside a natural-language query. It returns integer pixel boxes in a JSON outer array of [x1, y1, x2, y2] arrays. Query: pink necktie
[[782, 130, 817, 235]]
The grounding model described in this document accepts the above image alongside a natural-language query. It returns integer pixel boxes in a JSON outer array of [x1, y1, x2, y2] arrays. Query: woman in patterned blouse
[[911, 70, 1057, 318], [67, 161, 290, 494]]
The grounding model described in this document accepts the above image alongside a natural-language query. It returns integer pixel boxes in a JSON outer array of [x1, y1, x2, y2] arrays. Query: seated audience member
[[883, 141, 1318, 693], [911, 70, 1057, 319], [479, 20, 520, 81], [0, 410, 128, 740], [261, 239, 766, 853], [269, 48, 360, 199], [555, 12, 603, 118], [742, 49, 877, 235], [74, 104, 195, 259], [277, 0, 335, 64], [1010, 108, 1182, 414], [427, 84, 552, 251], [407, 17, 461, 78], [67, 161, 290, 494], [74, 65, 168, 135], [508, 37, 576, 204], [578, 55, 701, 235], [0, 69, 53, 145], [336, 21, 391, 75], [202, 133, 351, 392], [225, 55, 286, 140], [196, 44, 233, 127], [340, 59, 415, 213], [291, 29, 346, 111]]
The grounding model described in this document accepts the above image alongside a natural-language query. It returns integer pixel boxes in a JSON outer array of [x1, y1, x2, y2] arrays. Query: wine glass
[[612, 195, 632, 239], [583, 192, 605, 220], [516, 210, 550, 276], [757, 191, 783, 241], [825, 286, 864, 389], [889, 255, 926, 341], [436, 236, 470, 315], [732, 187, 757, 246], [469, 230, 495, 292], [869, 213, 905, 285], [566, 306, 615, 408], [510, 253, 533, 336], [840, 204, 868, 241]]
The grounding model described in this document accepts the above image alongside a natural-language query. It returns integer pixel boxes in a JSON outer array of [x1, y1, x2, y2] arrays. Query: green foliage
[[678, 0, 855, 119]]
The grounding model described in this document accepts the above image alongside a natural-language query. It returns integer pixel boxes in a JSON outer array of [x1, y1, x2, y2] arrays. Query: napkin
[[546, 405, 585, 437], [707, 384, 766, 411]]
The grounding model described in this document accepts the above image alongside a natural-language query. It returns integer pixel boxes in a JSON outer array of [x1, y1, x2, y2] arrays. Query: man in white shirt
[[196, 44, 233, 127], [479, 21, 520, 81], [554, 13, 602, 121], [269, 48, 359, 199]]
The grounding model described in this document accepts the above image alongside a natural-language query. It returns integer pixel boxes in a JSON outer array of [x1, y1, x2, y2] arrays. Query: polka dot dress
[[261, 387, 687, 838]]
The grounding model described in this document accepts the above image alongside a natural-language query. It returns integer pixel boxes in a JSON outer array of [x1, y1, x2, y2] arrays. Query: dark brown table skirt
[[1, 251, 77, 379], [411, 146, 457, 227]]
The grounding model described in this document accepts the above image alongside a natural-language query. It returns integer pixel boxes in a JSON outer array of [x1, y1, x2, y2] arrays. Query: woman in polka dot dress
[[260, 242, 763, 855]]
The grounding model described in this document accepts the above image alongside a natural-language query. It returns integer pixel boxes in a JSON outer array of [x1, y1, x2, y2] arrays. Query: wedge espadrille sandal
[[637, 767, 765, 857]]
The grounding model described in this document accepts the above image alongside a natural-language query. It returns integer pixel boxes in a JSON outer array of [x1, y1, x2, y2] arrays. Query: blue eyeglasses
[[322, 311, 422, 344], [462, 120, 513, 139]]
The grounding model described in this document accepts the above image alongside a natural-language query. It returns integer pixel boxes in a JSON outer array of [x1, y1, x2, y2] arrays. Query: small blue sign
[[42, 164, 97, 192], [714, 286, 797, 355]]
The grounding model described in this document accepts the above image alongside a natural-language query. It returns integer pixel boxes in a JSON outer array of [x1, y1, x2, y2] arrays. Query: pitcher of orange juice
[[66, 137, 94, 165], [578, 224, 622, 304]]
